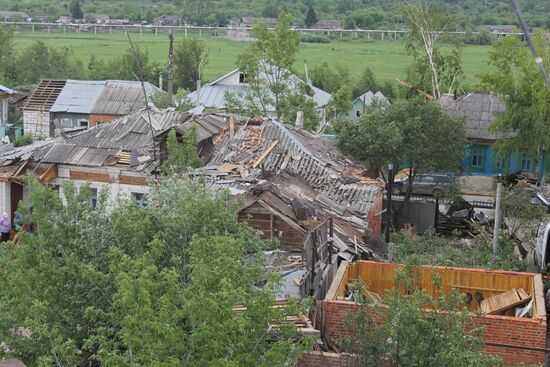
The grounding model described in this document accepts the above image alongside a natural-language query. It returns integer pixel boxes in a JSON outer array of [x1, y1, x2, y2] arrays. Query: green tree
[[69, 0, 83, 19], [337, 97, 465, 188], [236, 12, 300, 119], [343, 274, 501, 366], [480, 34, 550, 176], [108, 46, 157, 84], [0, 27, 17, 84], [310, 62, 351, 94], [0, 176, 307, 366], [173, 38, 208, 90], [305, 5, 318, 27], [329, 84, 353, 118], [352, 67, 378, 99], [403, 0, 463, 100], [280, 91, 320, 131]]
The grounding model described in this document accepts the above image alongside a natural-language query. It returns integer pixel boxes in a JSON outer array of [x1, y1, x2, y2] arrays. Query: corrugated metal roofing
[[33, 110, 226, 170], [90, 80, 163, 115], [186, 68, 332, 111], [0, 85, 15, 95], [50, 80, 106, 114], [354, 91, 388, 106]]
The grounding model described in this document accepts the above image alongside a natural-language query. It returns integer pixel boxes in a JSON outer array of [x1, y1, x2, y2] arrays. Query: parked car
[[390, 174, 452, 198]]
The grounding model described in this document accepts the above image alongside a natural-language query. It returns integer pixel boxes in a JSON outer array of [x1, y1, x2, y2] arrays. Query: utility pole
[[492, 182, 503, 257], [167, 30, 174, 108]]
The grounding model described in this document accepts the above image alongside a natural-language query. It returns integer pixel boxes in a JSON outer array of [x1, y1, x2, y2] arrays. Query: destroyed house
[[193, 117, 384, 299], [0, 110, 227, 217], [320, 261, 547, 367], [24, 80, 163, 138]]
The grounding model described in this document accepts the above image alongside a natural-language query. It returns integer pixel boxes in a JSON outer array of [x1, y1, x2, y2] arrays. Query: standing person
[[0, 213, 10, 242]]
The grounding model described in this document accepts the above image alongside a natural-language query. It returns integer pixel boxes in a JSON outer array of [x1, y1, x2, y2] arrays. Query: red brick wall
[[471, 315, 546, 366], [88, 114, 119, 128], [367, 190, 383, 236], [322, 300, 547, 367], [119, 175, 148, 186], [70, 170, 112, 183], [298, 352, 350, 367]]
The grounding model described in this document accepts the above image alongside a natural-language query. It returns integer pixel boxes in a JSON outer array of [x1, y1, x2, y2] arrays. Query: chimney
[[295, 109, 304, 129]]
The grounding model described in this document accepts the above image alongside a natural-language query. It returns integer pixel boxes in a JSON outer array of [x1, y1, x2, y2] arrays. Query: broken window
[[131, 192, 148, 207]]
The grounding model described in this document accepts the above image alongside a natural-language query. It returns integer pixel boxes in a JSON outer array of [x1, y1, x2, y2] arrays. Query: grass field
[[11, 29, 495, 86]]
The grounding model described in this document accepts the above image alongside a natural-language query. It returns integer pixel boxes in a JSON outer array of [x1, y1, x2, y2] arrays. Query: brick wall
[[298, 352, 350, 367], [322, 300, 547, 367], [70, 170, 112, 183], [88, 114, 119, 128], [119, 175, 148, 186]]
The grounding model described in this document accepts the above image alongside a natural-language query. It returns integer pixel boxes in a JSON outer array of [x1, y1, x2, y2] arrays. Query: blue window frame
[[472, 148, 484, 168], [521, 152, 532, 171]]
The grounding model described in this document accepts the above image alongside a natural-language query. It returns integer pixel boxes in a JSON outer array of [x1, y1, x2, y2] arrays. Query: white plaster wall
[[0, 181, 11, 217], [23, 110, 50, 138]]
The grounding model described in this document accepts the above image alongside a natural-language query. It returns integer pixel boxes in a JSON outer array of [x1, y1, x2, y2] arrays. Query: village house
[[301, 261, 547, 367], [56, 16, 73, 24], [442, 92, 547, 176], [0, 11, 30, 22], [485, 25, 519, 34], [310, 20, 342, 30], [153, 15, 183, 26], [23, 79, 163, 138], [239, 16, 278, 28], [192, 115, 384, 299], [349, 90, 387, 120], [186, 67, 332, 123], [88, 14, 110, 24], [0, 109, 227, 220]]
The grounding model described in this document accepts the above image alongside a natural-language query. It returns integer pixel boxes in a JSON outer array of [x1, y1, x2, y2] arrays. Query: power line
[[510, 0, 550, 93]]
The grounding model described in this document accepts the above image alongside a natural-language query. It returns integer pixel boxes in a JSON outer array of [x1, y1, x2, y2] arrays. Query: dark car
[[390, 174, 452, 198]]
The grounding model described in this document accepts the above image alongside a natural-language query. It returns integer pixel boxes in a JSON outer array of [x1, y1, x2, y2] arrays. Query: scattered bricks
[[70, 170, 111, 183]]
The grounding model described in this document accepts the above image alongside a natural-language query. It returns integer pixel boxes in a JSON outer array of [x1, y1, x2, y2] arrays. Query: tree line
[[0, 27, 207, 93]]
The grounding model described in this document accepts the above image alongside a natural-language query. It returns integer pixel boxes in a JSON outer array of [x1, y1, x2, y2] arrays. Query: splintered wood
[[480, 288, 531, 316]]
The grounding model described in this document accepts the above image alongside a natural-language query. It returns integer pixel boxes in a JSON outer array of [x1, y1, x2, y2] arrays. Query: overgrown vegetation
[[342, 273, 502, 367], [0, 176, 308, 366], [392, 230, 526, 271]]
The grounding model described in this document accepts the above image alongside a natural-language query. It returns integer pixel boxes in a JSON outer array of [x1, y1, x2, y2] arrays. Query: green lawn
[[11, 29, 494, 87]]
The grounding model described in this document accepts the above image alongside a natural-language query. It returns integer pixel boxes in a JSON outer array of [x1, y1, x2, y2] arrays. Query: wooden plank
[[517, 288, 529, 300], [252, 140, 278, 168], [257, 199, 306, 235], [451, 284, 508, 293], [480, 288, 532, 315]]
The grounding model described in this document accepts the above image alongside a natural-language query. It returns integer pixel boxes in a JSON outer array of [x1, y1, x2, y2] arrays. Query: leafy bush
[[300, 33, 330, 43], [13, 134, 32, 147]]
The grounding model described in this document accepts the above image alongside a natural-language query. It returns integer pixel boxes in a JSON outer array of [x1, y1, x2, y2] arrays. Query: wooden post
[[493, 183, 503, 256]]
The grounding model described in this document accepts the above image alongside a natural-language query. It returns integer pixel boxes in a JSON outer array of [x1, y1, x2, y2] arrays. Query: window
[[356, 110, 361, 117], [420, 175, 435, 183], [131, 192, 148, 207], [472, 148, 484, 168], [89, 188, 98, 209], [238, 72, 247, 84], [521, 152, 532, 171]]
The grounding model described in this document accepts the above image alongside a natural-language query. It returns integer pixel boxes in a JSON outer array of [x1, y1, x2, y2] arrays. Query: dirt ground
[[459, 176, 496, 196]]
